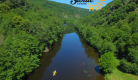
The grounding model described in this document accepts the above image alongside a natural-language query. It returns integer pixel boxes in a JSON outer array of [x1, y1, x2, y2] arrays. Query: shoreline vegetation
[[74, 0, 138, 80], [1, 0, 138, 80], [0, 0, 94, 80]]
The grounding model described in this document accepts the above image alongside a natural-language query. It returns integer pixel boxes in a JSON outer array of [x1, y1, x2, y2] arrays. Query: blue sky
[[50, 0, 113, 9]]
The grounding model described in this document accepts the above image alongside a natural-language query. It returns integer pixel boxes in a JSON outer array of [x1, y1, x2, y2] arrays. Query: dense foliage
[[28, 0, 96, 25], [0, 0, 91, 80], [99, 52, 117, 73], [74, 0, 138, 76]]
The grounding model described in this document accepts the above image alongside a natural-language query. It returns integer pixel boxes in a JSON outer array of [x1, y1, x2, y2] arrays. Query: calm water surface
[[25, 28, 105, 80]]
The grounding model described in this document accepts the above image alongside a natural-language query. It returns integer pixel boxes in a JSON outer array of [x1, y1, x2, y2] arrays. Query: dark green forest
[[73, 0, 138, 79], [0, 0, 94, 80], [28, 0, 95, 25], [1, 0, 138, 80]]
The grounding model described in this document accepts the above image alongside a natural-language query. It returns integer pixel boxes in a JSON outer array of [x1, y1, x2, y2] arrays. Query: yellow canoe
[[53, 70, 57, 76]]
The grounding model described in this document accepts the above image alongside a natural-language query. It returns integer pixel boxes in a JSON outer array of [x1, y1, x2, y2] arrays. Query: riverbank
[[72, 0, 138, 79], [0, 1, 65, 80], [75, 26, 138, 80], [23, 26, 105, 80], [105, 58, 138, 80]]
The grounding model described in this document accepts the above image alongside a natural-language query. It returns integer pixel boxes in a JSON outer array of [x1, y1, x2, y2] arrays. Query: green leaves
[[11, 16, 30, 32], [49, 40, 53, 46], [113, 0, 122, 9], [76, 0, 138, 76], [0, 31, 40, 80], [129, 33, 138, 46], [119, 58, 132, 73], [6, 0, 26, 8], [128, 12, 138, 23], [99, 52, 117, 73], [119, 58, 138, 75], [0, 0, 90, 79], [128, 48, 138, 63], [99, 40, 116, 54], [0, 3, 10, 13], [12, 16, 23, 27], [19, 19, 30, 31], [123, 2, 137, 13]]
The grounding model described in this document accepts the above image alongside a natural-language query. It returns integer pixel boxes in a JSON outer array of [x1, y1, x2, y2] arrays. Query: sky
[[50, 0, 113, 9]]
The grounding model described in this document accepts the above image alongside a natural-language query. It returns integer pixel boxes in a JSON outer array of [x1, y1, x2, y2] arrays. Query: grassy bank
[[106, 68, 138, 80], [104, 59, 138, 80]]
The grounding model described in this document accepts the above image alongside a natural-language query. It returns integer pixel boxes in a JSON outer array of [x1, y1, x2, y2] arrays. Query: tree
[[0, 3, 10, 13], [99, 52, 117, 73], [113, 0, 122, 9], [119, 58, 132, 73], [128, 48, 138, 63], [128, 12, 138, 23], [0, 31, 40, 80], [129, 32, 138, 46]]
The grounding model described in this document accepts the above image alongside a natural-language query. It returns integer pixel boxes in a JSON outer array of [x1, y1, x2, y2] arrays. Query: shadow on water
[[24, 26, 105, 80], [23, 35, 63, 80], [94, 66, 100, 74]]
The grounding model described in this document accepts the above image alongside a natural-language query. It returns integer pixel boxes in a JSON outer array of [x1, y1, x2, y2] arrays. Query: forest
[[73, 0, 138, 79], [0, 0, 94, 80], [1, 0, 138, 80]]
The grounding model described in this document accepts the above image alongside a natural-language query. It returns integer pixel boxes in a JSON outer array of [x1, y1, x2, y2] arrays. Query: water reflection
[[24, 36, 63, 80], [75, 30, 99, 64], [94, 66, 100, 74], [25, 26, 105, 80]]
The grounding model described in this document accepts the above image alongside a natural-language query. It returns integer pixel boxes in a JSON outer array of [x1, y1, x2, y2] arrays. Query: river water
[[25, 27, 105, 80]]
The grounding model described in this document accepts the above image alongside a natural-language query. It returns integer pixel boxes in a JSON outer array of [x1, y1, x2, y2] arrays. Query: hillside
[[29, 0, 95, 18], [0, 0, 93, 80], [74, 0, 138, 80], [28, 0, 96, 24]]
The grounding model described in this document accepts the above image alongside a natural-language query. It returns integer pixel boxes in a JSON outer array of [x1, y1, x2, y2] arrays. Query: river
[[24, 27, 105, 80]]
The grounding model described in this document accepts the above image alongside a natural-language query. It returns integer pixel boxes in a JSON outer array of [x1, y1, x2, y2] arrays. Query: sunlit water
[[24, 28, 105, 80]]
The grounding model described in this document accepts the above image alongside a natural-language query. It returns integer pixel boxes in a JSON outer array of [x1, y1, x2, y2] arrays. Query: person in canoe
[[53, 70, 57, 76]]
